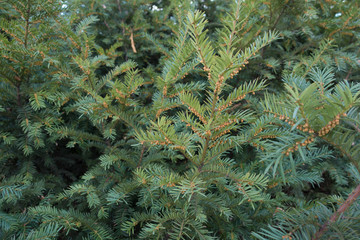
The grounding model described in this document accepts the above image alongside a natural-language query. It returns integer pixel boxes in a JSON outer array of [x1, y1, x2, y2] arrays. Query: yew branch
[[312, 183, 360, 240]]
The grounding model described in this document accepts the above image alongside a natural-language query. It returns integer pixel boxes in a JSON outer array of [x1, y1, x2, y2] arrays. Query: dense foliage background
[[1, 0, 359, 239]]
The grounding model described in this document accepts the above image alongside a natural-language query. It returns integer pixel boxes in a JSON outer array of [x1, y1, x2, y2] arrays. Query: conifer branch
[[300, 40, 333, 78], [24, 0, 31, 49], [1, 1, 359, 239], [312, 183, 360, 240], [225, 0, 241, 54], [137, 145, 146, 168], [321, 135, 360, 173], [270, 0, 290, 31]]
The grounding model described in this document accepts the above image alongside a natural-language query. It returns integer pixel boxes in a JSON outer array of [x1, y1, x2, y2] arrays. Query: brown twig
[[270, 0, 290, 31], [16, 85, 21, 106], [137, 145, 146, 168], [344, 120, 360, 134], [24, 0, 31, 48], [130, 30, 137, 53], [103, 20, 110, 30], [312, 183, 360, 240], [345, 51, 360, 81]]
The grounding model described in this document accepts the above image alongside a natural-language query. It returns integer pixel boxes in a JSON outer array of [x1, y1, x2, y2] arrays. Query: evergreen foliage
[[1, 0, 359, 239]]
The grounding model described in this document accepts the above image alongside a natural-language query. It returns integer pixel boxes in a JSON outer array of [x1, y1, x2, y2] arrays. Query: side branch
[[130, 30, 137, 53], [312, 183, 360, 240]]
